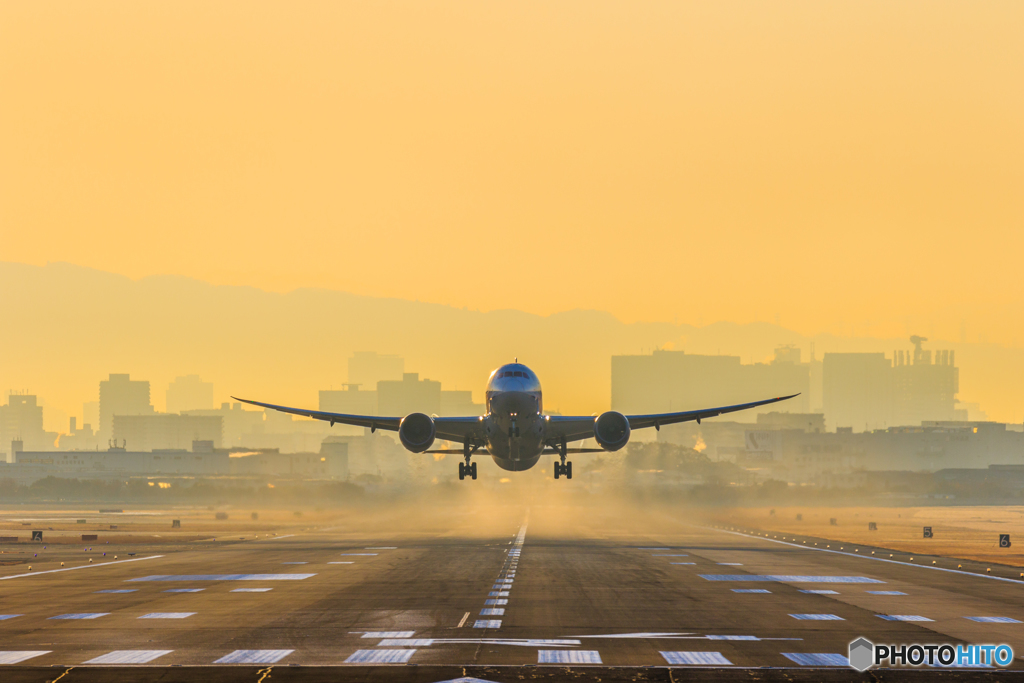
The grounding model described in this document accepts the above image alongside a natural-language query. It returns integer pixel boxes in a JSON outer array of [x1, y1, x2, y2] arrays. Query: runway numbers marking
[[138, 613, 195, 619], [700, 575, 884, 583], [480, 608, 505, 616], [790, 614, 844, 621], [0, 615, 22, 620], [130, 574, 315, 581], [344, 649, 415, 664], [800, 590, 839, 595], [360, 632, 415, 638], [95, 589, 137, 594], [164, 588, 204, 593], [877, 615, 932, 622], [49, 613, 109, 620], [783, 652, 850, 666], [866, 591, 906, 595], [965, 617, 1022, 623], [85, 650, 173, 664], [0, 651, 50, 664], [732, 589, 770, 594], [538, 650, 602, 664], [474, 620, 502, 628], [661, 651, 732, 665], [231, 588, 272, 592], [214, 649, 294, 664]]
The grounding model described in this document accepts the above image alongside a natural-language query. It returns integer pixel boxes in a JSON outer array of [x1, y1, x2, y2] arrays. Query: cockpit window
[[513, 371, 523, 377]]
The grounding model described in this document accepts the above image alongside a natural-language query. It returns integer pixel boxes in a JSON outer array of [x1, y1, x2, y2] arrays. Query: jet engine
[[594, 411, 631, 451], [399, 412, 436, 453]]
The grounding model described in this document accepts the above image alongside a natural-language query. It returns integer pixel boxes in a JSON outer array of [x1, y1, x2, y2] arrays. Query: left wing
[[230, 397, 485, 442], [545, 394, 800, 444]]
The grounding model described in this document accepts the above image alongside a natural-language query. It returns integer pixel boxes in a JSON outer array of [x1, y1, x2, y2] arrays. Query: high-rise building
[[99, 374, 153, 439], [166, 375, 214, 413], [112, 414, 222, 451], [377, 373, 441, 417], [822, 338, 959, 432], [319, 385, 377, 416], [611, 348, 811, 418], [348, 352, 404, 390], [0, 394, 56, 456]]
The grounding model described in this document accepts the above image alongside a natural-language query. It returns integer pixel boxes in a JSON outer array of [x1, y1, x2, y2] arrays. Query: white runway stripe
[[474, 620, 502, 628], [0, 555, 163, 582], [877, 614, 932, 621], [344, 649, 416, 664], [0, 615, 22, 620], [480, 608, 505, 616], [377, 639, 434, 646], [965, 616, 1022, 623], [538, 650, 602, 664], [484, 599, 508, 605], [661, 651, 732, 665], [360, 631, 415, 638], [783, 652, 849, 666], [0, 651, 50, 664], [164, 588, 204, 593], [130, 574, 314, 582], [138, 613, 195, 619], [790, 614, 844, 621], [95, 589, 137, 594], [85, 650, 172, 664], [49, 613, 109, 620], [231, 588, 272, 592], [214, 649, 293, 664]]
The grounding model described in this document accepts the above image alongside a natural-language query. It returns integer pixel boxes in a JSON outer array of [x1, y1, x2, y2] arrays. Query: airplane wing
[[230, 397, 485, 442], [545, 394, 800, 444]]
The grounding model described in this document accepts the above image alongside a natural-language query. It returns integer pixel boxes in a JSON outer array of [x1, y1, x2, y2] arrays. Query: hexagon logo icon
[[848, 637, 874, 672]]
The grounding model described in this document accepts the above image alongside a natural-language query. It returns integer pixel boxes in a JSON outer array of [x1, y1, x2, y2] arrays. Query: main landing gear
[[459, 441, 478, 481], [553, 437, 572, 480], [459, 461, 477, 480]]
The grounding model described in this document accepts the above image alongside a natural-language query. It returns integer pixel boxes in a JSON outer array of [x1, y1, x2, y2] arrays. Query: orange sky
[[2, 2, 1023, 343]]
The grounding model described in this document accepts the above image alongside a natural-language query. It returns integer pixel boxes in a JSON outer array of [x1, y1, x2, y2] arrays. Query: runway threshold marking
[[711, 527, 1024, 584], [661, 651, 732, 665], [965, 616, 1022, 623], [215, 650, 293, 664], [344, 649, 415, 664], [0, 555, 163, 581], [84, 650, 172, 664], [783, 652, 850, 666], [0, 651, 50, 664], [538, 650, 602, 664]]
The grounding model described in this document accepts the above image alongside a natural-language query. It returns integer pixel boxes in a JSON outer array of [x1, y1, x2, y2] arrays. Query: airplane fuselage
[[482, 363, 547, 471]]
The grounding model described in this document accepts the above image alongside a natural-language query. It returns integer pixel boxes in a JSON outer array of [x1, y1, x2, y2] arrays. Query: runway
[[0, 503, 1021, 681]]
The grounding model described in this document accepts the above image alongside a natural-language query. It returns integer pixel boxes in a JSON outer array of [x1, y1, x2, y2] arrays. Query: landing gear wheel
[[553, 463, 562, 479], [566, 461, 573, 479], [458, 462, 466, 480], [470, 462, 478, 480]]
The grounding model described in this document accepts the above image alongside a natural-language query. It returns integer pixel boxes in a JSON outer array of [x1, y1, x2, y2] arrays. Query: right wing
[[545, 393, 800, 443], [230, 397, 485, 442]]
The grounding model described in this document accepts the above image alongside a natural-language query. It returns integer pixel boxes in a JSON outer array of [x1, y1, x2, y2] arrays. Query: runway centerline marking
[[0, 555, 163, 581], [129, 573, 314, 581]]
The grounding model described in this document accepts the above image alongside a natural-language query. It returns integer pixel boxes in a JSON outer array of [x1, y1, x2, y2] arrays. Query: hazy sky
[[2, 2, 1022, 342]]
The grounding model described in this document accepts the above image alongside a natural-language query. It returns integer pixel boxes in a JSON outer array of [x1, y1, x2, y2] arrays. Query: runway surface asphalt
[[1, 504, 1023, 681]]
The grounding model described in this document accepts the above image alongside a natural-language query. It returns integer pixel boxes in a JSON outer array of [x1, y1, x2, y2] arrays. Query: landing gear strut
[[553, 437, 572, 480], [459, 440, 478, 481]]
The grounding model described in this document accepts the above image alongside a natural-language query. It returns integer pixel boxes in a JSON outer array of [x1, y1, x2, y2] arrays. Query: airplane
[[233, 361, 797, 481]]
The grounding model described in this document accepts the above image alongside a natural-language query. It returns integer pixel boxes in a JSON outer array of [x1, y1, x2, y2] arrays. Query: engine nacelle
[[399, 412, 436, 453], [594, 411, 631, 451]]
